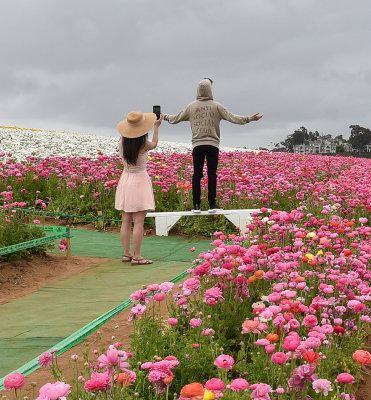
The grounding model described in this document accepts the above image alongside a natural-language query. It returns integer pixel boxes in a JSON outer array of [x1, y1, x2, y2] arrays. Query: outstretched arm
[[217, 104, 263, 124], [163, 105, 190, 124]]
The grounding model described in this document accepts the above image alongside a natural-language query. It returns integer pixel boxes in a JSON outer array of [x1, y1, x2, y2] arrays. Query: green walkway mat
[[59, 228, 211, 261], [0, 232, 213, 379]]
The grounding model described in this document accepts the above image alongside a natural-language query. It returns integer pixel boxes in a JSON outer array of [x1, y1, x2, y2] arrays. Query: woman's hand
[[154, 113, 163, 127]]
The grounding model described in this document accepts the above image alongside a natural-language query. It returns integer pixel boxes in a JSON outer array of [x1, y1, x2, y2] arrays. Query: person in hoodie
[[163, 78, 263, 212]]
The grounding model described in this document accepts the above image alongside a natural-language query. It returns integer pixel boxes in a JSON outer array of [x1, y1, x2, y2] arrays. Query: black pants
[[192, 145, 219, 206]]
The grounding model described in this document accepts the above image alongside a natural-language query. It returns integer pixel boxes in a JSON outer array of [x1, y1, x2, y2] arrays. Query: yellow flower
[[306, 232, 316, 238], [162, 164, 167, 167], [148, 156, 153, 161], [305, 253, 314, 260], [204, 390, 215, 400], [317, 250, 323, 256], [155, 175, 159, 179]]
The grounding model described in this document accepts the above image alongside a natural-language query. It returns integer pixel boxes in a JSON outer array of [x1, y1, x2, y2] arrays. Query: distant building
[[365, 144, 371, 152], [293, 136, 352, 154]]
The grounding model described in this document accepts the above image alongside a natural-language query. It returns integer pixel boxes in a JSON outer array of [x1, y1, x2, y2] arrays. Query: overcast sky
[[1, 0, 370, 149]]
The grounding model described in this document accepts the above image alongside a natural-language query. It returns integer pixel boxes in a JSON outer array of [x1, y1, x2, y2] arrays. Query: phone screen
[[153, 105, 161, 120]]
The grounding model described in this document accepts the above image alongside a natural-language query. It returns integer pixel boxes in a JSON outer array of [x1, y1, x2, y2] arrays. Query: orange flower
[[164, 375, 173, 385], [346, 221, 355, 227], [295, 276, 305, 283], [352, 350, 371, 365], [116, 373, 130, 386], [248, 276, 257, 283], [266, 333, 279, 342], [254, 270, 265, 278], [180, 382, 205, 398]]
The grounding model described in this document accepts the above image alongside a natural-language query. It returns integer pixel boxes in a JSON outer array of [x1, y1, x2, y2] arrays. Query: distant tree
[[348, 125, 371, 151], [276, 126, 315, 152]]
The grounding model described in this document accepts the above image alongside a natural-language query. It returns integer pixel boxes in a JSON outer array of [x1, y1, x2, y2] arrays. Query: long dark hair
[[122, 133, 148, 165]]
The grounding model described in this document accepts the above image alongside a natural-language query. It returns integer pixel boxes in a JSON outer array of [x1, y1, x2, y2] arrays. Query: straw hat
[[117, 110, 156, 138]]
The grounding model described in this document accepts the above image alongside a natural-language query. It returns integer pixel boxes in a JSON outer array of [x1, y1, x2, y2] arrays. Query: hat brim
[[117, 113, 157, 138]]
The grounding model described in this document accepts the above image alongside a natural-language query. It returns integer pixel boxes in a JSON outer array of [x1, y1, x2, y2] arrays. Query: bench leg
[[155, 216, 181, 236], [225, 214, 252, 234]]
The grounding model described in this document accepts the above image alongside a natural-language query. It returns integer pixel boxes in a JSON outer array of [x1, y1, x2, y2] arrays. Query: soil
[[0, 248, 370, 400], [0, 253, 109, 304]]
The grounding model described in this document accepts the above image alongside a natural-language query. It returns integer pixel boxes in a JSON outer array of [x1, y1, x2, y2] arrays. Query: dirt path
[[0, 253, 109, 304]]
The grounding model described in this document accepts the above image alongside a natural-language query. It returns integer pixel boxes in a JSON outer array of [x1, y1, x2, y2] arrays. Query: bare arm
[[145, 114, 163, 151]]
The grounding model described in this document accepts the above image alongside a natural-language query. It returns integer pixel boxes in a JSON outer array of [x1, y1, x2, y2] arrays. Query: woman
[[115, 110, 162, 265]]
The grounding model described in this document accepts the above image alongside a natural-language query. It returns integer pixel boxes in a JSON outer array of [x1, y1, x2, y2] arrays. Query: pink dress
[[115, 146, 155, 212]]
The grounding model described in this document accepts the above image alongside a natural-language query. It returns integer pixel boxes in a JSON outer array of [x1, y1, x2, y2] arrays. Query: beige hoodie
[[163, 79, 253, 148]]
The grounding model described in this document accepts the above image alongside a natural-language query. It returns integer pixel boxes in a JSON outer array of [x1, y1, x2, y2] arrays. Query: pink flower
[[159, 282, 174, 293], [167, 318, 178, 326], [255, 339, 270, 346], [190, 318, 202, 327], [3, 373, 26, 390], [312, 379, 333, 396], [97, 347, 129, 369], [203, 286, 225, 305], [242, 319, 260, 334], [205, 378, 226, 392], [36, 382, 71, 400], [214, 354, 234, 370], [265, 344, 276, 354], [182, 278, 200, 296], [190, 246, 196, 252], [250, 383, 273, 400], [282, 335, 301, 351], [302, 315, 318, 328], [131, 304, 146, 316], [336, 373, 355, 384], [153, 292, 165, 302], [84, 372, 111, 391], [38, 351, 53, 367], [147, 284, 160, 291], [230, 378, 249, 392], [271, 352, 287, 365]]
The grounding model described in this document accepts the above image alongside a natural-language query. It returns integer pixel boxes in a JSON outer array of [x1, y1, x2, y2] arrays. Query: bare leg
[[120, 211, 133, 258], [132, 210, 149, 260]]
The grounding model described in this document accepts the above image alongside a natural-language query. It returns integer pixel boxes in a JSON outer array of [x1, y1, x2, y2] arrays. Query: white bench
[[146, 209, 267, 236]]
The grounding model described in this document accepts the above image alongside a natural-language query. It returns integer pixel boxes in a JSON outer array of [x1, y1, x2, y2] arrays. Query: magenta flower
[[153, 292, 165, 302], [3, 373, 26, 390], [38, 351, 53, 367], [336, 373, 355, 384], [271, 352, 287, 365], [167, 318, 178, 326]]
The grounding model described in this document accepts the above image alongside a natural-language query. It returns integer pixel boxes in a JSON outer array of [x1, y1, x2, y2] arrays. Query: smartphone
[[153, 105, 161, 120]]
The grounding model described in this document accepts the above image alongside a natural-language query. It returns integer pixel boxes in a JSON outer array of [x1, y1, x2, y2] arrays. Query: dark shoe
[[192, 204, 201, 213], [208, 203, 223, 213]]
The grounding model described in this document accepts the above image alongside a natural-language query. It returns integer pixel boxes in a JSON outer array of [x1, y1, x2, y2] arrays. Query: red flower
[[303, 350, 320, 366], [333, 326, 345, 335]]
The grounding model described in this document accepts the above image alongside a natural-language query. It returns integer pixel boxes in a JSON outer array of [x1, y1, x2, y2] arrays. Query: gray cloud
[[0, 0, 370, 149]]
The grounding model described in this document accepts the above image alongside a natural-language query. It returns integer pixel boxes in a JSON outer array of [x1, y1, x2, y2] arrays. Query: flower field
[[1, 127, 371, 399]]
